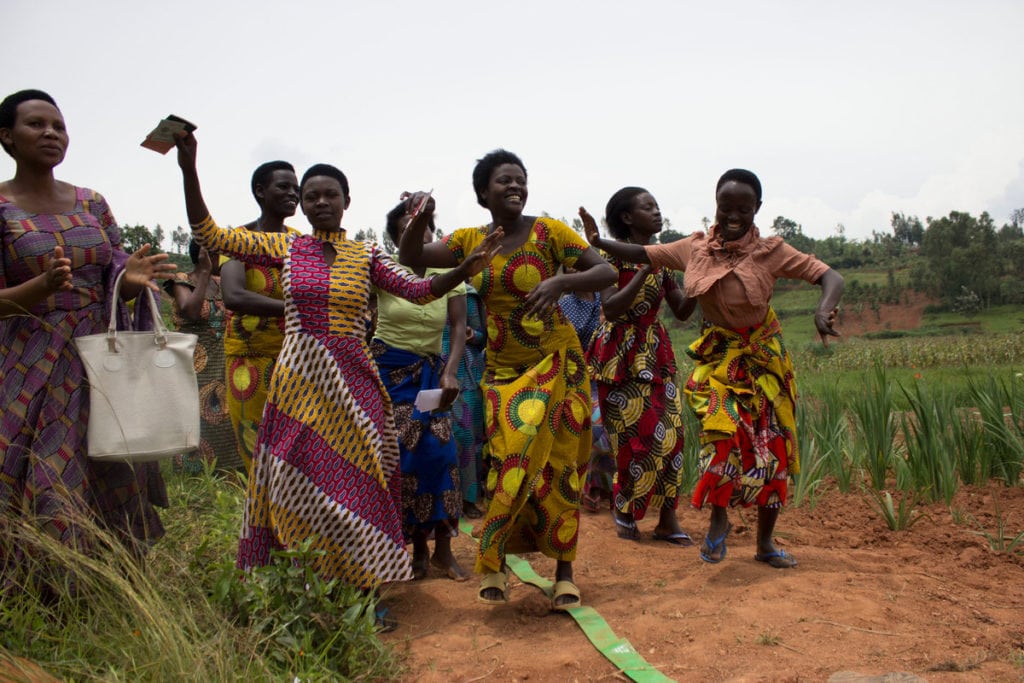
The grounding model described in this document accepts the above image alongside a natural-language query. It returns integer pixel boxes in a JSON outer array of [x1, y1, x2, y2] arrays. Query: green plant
[[756, 629, 781, 646], [966, 498, 1024, 553], [214, 538, 399, 678], [851, 364, 899, 490], [898, 380, 960, 504], [863, 488, 927, 531]]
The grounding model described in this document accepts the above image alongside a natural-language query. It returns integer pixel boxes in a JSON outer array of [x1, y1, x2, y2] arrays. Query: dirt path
[[382, 483, 1024, 682]]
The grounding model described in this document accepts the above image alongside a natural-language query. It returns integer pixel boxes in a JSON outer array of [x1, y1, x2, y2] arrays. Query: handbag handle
[[106, 270, 170, 352]]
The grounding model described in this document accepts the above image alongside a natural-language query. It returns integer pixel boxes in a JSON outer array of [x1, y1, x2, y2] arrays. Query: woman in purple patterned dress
[[0, 90, 175, 560]]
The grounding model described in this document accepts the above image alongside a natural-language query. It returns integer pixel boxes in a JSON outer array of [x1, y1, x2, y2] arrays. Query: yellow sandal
[[477, 568, 509, 605], [551, 580, 581, 612]]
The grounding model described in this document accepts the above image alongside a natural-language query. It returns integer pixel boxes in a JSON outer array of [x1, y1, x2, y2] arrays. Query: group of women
[[0, 88, 843, 621]]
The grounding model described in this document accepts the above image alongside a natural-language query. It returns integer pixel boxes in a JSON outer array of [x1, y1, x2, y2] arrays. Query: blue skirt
[[371, 341, 460, 540]]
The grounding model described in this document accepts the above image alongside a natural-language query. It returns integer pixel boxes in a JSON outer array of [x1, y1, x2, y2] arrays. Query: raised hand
[[44, 245, 73, 293], [124, 244, 177, 292], [174, 132, 198, 171], [579, 206, 601, 247], [460, 227, 504, 278]]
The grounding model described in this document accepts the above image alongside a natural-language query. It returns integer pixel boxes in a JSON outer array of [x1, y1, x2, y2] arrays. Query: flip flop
[[477, 568, 509, 605], [374, 607, 397, 633], [613, 511, 640, 541], [550, 580, 582, 612], [699, 522, 733, 564], [653, 530, 694, 547], [754, 549, 798, 568]]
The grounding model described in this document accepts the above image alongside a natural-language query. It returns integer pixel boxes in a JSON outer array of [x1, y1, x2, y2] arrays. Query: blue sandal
[[699, 522, 732, 564]]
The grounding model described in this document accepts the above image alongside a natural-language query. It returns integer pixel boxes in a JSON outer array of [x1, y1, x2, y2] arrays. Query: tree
[[152, 224, 166, 252], [770, 216, 814, 253], [353, 228, 379, 243], [890, 212, 924, 247], [171, 226, 190, 254], [119, 224, 160, 253], [913, 211, 1000, 306]]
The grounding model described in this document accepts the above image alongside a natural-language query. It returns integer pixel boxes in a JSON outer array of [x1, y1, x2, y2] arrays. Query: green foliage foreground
[[0, 469, 401, 682]]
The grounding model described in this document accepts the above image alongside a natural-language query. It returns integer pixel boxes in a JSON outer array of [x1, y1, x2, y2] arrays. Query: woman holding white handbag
[[0, 89, 176, 559]]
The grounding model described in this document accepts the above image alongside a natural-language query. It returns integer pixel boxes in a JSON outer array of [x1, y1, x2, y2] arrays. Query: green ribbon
[[459, 520, 674, 683]]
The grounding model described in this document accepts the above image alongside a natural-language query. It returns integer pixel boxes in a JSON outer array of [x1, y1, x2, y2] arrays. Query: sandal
[[613, 510, 640, 541], [477, 568, 509, 605], [374, 607, 397, 633], [699, 522, 733, 564], [551, 579, 582, 612], [754, 549, 798, 569]]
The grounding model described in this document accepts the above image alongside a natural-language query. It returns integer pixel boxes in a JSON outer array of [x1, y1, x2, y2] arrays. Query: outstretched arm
[[579, 206, 651, 265], [815, 268, 844, 346], [522, 247, 616, 320], [600, 265, 650, 320]]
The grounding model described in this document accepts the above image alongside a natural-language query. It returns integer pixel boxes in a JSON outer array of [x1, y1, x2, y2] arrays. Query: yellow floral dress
[[444, 218, 592, 573]]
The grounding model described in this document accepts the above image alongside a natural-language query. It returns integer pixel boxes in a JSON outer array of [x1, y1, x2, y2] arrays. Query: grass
[[0, 465, 402, 682]]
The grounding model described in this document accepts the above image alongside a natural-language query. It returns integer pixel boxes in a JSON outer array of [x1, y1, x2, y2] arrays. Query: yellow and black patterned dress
[[444, 218, 592, 574]]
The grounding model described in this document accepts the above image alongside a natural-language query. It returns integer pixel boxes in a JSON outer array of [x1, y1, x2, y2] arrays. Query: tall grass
[[849, 364, 899, 490], [0, 467, 402, 681], [969, 375, 1024, 486], [898, 381, 961, 504]]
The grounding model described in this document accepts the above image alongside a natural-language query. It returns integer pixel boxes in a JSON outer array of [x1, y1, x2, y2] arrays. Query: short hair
[[472, 149, 527, 208], [716, 169, 762, 203], [250, 160, 295, 202], [188, 237, 201, 264], [300, 163, 349, 198], [385, 199, 436, 243], [0, 89, 60, 157], [605, 186, 649, 240]]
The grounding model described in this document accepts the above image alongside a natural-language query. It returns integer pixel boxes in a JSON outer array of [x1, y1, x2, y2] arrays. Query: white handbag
[[74, 271, 200, 462]]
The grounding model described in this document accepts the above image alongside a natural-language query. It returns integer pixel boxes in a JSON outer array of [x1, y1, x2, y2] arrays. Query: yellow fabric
[[685, 307, 801, 474], [445, 218, 592, 573]]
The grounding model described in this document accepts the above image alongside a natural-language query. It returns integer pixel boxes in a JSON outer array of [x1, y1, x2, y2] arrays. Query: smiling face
[[300, 176, 350, 232], [715, 180, 761, 241], [0, 99, 68, 168], [623, 192, 663, 239], [480, 163, 528, 216], [257, 169, 300, 218]]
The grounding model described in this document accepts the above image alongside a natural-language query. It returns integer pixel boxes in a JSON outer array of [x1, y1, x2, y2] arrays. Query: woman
[[0, 89, 174, 557], [584, 170, 842, 568], [556, 273, 613, 514], [221, 161, 300, 472], [399, 150, 617, 610], [583, 188, 696, 544], [442, 280, 487, 518], [173, 133, 499, 593], [164, 238, 234, 473], [372, 201, 468, 581]]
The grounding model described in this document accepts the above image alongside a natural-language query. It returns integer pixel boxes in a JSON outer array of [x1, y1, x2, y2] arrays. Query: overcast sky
[[4, 0, 1023, 248]]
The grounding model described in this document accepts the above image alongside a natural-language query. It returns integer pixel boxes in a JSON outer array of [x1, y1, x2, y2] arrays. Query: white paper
[[414, 388, 445, 413]]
